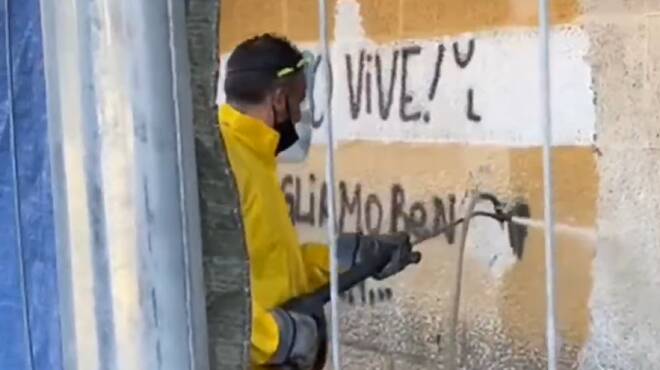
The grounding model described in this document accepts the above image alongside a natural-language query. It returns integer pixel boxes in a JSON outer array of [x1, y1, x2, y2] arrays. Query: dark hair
[[224, 33, 304, 104]]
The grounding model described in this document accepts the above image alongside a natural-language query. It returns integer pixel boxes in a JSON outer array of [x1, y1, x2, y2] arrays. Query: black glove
[[268, 307, 325, 370], [343, 232, 422, 280]]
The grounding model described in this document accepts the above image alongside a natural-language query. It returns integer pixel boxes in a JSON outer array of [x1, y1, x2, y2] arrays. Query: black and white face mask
[[273, 98, 300, 155], [272, 51, 315, 159], [276, 86, 314, 162]]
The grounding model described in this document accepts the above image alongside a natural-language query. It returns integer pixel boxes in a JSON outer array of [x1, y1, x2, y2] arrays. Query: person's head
[[224, 33, 310, 154]]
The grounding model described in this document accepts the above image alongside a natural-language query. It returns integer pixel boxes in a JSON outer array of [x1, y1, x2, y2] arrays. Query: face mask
[[277, 96, 313, 163], [273, 99, 300, 155]]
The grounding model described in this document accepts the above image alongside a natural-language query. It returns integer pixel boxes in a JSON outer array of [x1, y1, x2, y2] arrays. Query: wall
[[217, 0, 660, 369], [580, 1, 660, 368]]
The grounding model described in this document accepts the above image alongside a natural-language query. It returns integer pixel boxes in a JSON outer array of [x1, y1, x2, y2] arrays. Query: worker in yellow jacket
[[218, 33, 421, 369]]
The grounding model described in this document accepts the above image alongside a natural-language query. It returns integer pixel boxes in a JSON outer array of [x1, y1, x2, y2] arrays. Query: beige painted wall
[[218, 0, 660, 369]]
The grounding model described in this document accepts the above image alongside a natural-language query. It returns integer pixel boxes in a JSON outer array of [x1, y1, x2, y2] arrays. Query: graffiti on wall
[[306, 39, 481, 128], [281, 173, 458, 243], [282, 173, 459, 306], [283, 173, 531, 306], [217, 31, 594, 145]]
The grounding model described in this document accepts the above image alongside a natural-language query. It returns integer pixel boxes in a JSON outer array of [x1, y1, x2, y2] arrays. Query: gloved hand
[[282, 296, 328, 370], [354, 232, 421, 280], [269, 307, 325, 370]]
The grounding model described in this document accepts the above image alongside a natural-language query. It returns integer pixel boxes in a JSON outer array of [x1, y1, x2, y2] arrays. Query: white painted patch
[[216, 27, 595, 147]]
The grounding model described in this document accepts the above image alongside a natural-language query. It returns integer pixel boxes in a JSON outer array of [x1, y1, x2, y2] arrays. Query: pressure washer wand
[[294, 214, 513, 308], [284, 251, 395, 311], [286, 210, 511, 310]]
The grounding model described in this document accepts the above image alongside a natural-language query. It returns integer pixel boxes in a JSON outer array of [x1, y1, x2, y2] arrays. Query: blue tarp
[[0, 0, 62, 369]]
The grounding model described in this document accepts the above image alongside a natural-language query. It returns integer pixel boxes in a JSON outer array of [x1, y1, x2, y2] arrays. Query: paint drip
[[511, 216, 596, 244]]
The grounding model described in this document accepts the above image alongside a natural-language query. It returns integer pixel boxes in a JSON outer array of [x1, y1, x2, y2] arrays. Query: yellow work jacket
[[218, 104, 331, 365]]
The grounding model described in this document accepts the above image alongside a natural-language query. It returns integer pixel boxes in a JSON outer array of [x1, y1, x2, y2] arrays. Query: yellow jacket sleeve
[[300, 243, 331, 293], [251, 302, 280, 365]]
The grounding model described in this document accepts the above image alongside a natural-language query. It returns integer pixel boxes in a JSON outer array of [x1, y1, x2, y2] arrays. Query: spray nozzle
[[504, 200, 530, 259], [474, 192, 509, 228], [476, 194, 531, 259]]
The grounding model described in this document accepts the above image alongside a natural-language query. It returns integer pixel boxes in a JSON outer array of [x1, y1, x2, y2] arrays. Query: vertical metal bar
[[538, 0, 558, 369], [318, 0, 342, 368]]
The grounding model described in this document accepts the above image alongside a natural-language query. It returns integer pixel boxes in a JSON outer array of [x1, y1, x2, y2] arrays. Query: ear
[[271, 87, 288, 111]]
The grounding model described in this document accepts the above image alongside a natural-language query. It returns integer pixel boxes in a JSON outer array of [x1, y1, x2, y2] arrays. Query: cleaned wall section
[[216, 0, 660, 368], [580, 1, 660, 369]]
